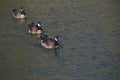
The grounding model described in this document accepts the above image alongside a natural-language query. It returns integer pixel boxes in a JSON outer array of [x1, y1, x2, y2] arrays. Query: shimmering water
[[0, 0, 120, 80]]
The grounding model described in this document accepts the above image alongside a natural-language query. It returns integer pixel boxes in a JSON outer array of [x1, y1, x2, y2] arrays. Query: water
[[0, 0, 120, 80]]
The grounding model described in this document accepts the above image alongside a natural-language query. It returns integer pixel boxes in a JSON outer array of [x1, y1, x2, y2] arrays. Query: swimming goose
[[28, 22, 43, 35], [13, 7, 27, 19], [40, 35, 59, 49]]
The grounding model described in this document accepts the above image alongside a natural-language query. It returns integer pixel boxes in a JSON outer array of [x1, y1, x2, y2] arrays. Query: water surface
[[0, 0, 120, 80]]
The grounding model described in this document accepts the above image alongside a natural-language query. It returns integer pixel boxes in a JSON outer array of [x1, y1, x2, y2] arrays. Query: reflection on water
[[0, 0, 119, 80]]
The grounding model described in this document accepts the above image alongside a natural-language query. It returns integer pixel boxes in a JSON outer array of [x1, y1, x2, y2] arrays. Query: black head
[[21, 7, 24, 9], [40, 34, 48, 39], [54, 36, 59, 42], [13, 9, 17, 12], [37, 22, 41, 26], [38, 22, 41, 24]]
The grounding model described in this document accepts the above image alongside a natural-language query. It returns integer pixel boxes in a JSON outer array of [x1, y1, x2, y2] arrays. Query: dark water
[[0, 0, 120, 80]]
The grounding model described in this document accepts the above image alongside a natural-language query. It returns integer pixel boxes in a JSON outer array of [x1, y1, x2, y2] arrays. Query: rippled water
[[0, 0, 120, 80]]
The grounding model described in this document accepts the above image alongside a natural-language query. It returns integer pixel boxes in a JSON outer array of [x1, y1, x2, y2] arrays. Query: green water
[[0, 0, 120, 80]]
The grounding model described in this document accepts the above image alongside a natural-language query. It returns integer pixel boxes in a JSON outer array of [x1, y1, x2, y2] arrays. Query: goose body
[[13, 8, 27, 19], [40, 35, 59, 49], [28, 22, 43, 35]]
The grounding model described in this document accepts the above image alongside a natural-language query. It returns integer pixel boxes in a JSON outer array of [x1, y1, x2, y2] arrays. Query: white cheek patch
[[55, 38, 58, 41], [38, 24, 41, 26]]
